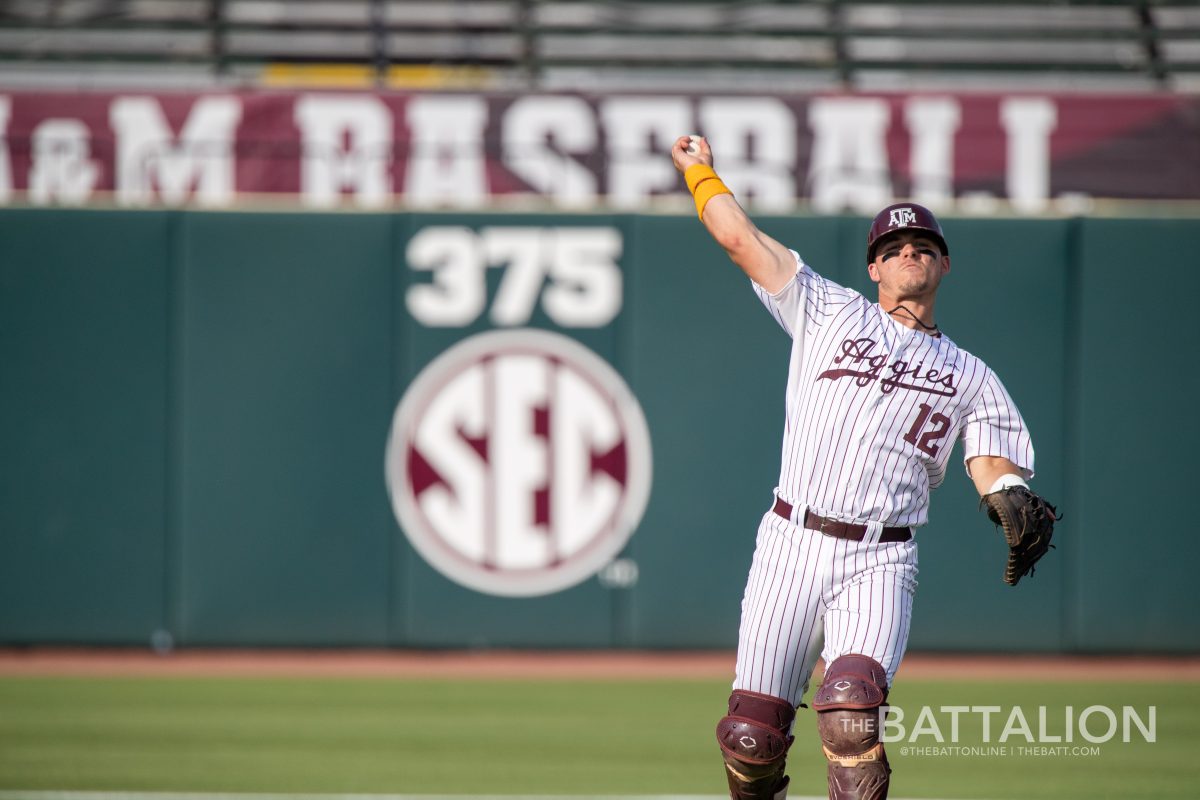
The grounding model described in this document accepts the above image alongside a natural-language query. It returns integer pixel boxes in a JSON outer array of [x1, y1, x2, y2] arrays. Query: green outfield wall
[[1, 209, 1195, 653]]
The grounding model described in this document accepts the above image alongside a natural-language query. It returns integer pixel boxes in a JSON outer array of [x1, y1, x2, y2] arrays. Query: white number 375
[[405, 226, 623, 328]]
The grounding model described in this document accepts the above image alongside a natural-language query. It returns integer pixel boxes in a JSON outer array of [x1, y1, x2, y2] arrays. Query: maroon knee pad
[[812, 655, 892, 800], [715, 690, 796, 799]]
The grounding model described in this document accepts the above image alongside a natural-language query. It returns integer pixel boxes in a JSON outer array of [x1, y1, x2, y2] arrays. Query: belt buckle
[[818, 517, 830, 534]]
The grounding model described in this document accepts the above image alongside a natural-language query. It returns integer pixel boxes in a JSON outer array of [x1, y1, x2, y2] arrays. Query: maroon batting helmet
[[866, 202, 948, 264]]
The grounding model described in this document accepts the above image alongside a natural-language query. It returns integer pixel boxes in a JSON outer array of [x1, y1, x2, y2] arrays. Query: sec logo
[[384, 329, 653, 597]]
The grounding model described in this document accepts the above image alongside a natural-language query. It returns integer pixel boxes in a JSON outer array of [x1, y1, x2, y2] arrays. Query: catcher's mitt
[[980, 486, 1059, 586]]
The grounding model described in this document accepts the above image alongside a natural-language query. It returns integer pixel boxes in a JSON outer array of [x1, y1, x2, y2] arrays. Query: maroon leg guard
[[812, 655, 892, 800], [715, 690, 796, 800]]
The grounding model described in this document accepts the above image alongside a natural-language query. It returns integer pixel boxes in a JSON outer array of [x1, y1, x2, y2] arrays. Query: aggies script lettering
[[817, 337, 958, 397]]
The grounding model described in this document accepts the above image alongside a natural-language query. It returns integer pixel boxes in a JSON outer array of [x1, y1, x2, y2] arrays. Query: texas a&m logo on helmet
[[888, 207, 919, 228], [384, 329, 652, 597], [867, 202, 949, 263]]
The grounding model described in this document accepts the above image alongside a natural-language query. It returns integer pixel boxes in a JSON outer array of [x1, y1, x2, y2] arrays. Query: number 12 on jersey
[[903, 403, 952, 457]]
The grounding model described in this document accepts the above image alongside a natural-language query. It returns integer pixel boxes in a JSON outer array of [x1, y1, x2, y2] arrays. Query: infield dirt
[[1, 648, 1197, 681]]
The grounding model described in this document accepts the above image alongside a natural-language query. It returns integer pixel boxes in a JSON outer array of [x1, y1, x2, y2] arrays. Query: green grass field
[[0, 674, 1194, 799]]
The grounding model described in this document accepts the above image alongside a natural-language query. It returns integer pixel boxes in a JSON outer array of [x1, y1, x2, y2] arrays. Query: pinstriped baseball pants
[[732, 505, 919, 708]]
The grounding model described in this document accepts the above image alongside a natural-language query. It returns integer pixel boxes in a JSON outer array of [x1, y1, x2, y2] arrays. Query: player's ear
[[941, 255, 951, 275], [866, 261, 881, 283]]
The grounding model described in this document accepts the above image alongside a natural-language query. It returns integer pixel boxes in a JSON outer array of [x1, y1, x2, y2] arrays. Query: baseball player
[[671, 135, 1057, 800]]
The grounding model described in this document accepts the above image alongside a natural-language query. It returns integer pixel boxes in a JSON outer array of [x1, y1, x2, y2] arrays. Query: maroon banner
[[0, 89, 1195, 212]]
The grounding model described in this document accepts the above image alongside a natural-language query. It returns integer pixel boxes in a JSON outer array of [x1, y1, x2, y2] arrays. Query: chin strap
[[886, 304, 939, 335]]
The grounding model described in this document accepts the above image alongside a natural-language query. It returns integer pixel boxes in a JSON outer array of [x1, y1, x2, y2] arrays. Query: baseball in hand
[[685, 135, 703, 155]]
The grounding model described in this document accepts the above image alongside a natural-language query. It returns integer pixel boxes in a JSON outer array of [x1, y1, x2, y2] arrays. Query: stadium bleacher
[[0, 0, 1195, 91]]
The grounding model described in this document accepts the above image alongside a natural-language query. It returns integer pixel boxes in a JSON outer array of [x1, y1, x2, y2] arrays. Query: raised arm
[[671, 135, 796, 294]]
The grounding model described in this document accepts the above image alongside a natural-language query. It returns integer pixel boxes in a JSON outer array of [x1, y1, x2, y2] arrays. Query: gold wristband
[[692, 176, 732, 219], [684, 164, 733, 219], [684, 163, 718, 194]]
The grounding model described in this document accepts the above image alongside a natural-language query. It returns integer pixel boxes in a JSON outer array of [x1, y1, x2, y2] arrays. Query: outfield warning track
[[0, 793, 978, 800], [0, 649, 1197, 681]]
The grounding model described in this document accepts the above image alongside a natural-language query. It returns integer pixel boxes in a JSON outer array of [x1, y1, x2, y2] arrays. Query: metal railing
[[0, 1, 1194, 91]]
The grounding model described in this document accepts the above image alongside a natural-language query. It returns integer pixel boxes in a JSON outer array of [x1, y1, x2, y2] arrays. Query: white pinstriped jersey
[[753, 252, 1034, 530]]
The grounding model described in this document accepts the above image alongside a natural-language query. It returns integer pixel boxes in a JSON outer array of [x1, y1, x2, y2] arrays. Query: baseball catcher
[[672, 132, 1061, 800]]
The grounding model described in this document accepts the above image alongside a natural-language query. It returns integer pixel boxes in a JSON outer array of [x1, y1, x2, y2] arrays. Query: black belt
[[772, 497, 912, 543]]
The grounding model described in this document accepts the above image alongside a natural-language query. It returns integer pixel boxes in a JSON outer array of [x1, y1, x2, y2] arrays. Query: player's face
[[868, 232, 950, 299]]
